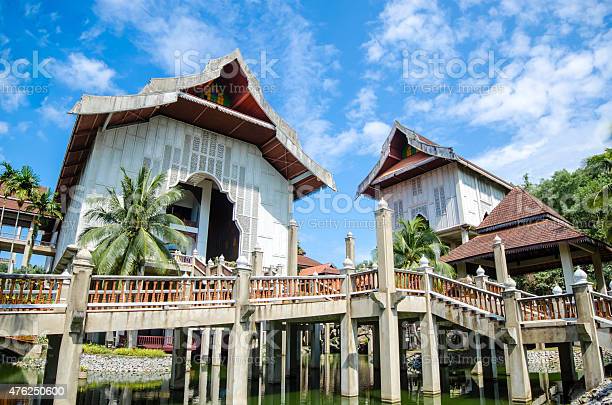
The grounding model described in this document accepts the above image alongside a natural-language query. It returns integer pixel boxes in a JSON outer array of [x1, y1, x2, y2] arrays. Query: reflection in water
[[0, 351, 567, 405]]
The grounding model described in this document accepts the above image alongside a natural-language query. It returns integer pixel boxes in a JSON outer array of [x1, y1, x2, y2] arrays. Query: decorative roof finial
[[573, 266, 588, 284], [419, 255, 429, 267], [476, 266, 485, 277], [552, 284, 563, 295]]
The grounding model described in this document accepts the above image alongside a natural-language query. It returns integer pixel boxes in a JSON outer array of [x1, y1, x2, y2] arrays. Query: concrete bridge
[[0, 203, 610, 404]]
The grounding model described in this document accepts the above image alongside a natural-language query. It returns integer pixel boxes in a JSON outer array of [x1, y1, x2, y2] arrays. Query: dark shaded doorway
[[206, 188, 240, 261]]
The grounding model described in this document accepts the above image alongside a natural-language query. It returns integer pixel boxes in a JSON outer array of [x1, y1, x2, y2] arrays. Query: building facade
[[358, 121, 512, 248], [53, 50, 335, 272]]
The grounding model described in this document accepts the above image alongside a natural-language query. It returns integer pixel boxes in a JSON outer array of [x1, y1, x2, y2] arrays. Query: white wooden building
[[358, 121, 512, 248], [53, 49, 335, 271]]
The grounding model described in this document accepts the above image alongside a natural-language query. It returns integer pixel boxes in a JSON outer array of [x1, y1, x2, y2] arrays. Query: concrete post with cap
[[226, 256, 255, 403], [502, 277, 532, 403], [340, 257, 359, 397], [572, 266, 604, 390]]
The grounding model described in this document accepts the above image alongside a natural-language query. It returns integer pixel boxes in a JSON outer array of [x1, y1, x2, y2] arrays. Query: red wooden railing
[[483, 280, 504, 295], [395, 270, 423, 291], [518, 293, 576, 321], [87, 276, 235, 311], [430, 273, 505, 317], [0, 274, 68, 311], [351, 270, 378, 295], [249, 275, 344, 302], [137, 335, 197, 352], [592, 291, 612, 321]]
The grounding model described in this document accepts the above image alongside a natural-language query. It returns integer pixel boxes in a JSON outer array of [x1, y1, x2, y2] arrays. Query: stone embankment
[[572, 379, 612, 404], [79, 354, 172, 382]]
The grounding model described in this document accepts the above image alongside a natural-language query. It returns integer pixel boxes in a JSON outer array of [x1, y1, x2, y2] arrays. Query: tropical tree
[[0, 161, 17, 229], [22, 189, 63, 267], [392, 216, 453, 276], [5, 166, 40, 272], [78, 166, 190, 275]]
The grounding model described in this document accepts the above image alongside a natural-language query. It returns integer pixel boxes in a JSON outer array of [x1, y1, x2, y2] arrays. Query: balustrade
[[87, 276, 235, 310], [351, 270, 378, 295], [591, 291, 612, 321], [430, 273, 505, 317], [395, 269, 423, 291], [249, 275, 344, 302], [518, 293, 576, 321], [0, 274, 68, 311]]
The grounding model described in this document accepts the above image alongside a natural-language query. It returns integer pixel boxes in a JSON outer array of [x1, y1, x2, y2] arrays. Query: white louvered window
[[412, 177, 423, 196], [434, 186, 447, 217], [393, 200, 404, 227]]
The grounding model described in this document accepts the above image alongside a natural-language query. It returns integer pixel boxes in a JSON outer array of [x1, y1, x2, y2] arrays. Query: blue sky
[[0, 0, 610, 266]]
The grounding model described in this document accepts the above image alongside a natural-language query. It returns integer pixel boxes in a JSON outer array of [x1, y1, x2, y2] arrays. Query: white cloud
[[51, 53, 118, 93], [92, 0, 235, 74], [37, 98, 71, 129], [0, 121, 8, 135], [364, 0, 455, 64], [346, 87, 377, 123]]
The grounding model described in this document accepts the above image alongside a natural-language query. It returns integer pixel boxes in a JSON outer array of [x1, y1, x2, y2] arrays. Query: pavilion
[[441, 187, 611, 293]]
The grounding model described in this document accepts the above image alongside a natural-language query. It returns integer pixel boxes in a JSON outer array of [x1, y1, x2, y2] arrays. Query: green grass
[[82, 344, 166, 358]]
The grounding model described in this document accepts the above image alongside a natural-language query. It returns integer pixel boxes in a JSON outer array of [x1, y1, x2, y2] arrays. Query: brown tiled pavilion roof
[[297, 254, 322, 269], [441, 219, 585, 263], [477, 187, 567, 232], [299, 263, 339, 276]]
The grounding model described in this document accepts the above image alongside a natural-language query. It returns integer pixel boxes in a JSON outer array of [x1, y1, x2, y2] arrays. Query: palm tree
[[22, 189, 63, 268], [78, 166, 190, 275], [5, 166, 40, 272], [0, 162, 17, 235], [393, 216, 453, 276]]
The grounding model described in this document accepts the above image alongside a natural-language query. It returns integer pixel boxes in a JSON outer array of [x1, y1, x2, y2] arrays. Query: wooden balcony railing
[[249, 275, 345, 302], [483, 280, 504, 295], [88, 276, 236, 311], [430, 273, 505, 317], [592, 291, 612, 321], [0, 274, 69, 312], [395, 269, 423, 292], [351, 270, 378, 295], [518, 293, 576, 321]]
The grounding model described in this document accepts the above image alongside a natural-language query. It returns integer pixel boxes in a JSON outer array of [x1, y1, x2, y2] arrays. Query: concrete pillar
[[266, 322, 282, 383], [324, 323, 331, 355], [210, 328, 223, 404], [558, 342, 577, 395], [310, 323, 322, 369], [482, 337, 498, 380], [226, 256, 255, 403], [287, 219, 298, 276], [341, 258, 359, 397], [170, 327, 189, 390], [345, 232, 355, 264], [472, 333, 483, 375], [197, 180, 213, 258], [252, 244, 264, 277], [461, 228, 470, 244], [374, 198, 403, 401], [20, 224, 34, 268], [46, 249, 93, 405], [502, 279, 532, 403], [492, 236, 509, 283], [198, 328, 211, 402], [286, 324, 301, 377], [572, 267, 605, 390], [419, 258, 441, 397], [559, 242, 574, 293], [456, 262, 467, 279], [592, 252, 607, 294]]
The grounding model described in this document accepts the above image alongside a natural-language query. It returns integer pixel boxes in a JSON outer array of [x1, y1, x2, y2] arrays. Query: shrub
[[82, 343, 165, 358], [113, 347, 166, 358]]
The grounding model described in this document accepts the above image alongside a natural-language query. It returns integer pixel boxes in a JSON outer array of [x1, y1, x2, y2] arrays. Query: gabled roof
[[58, 49, 335, 200], [476, 187, 568, 233], [357, 121, 512, 197], [299, 263, 339, 276], [298, 254, 322, 268], [440, 188, 612, 273]]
